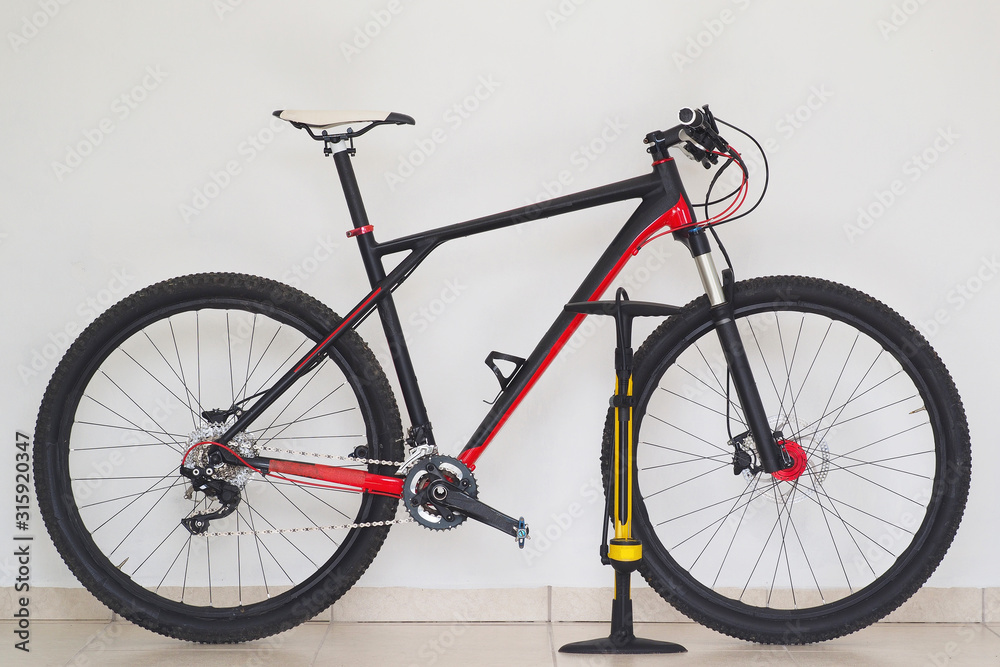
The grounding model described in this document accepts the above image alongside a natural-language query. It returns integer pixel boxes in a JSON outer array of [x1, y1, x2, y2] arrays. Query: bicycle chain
[[205, 517, 414, 538], [202, 445, 412, 537], [257, 444, 404, 468]]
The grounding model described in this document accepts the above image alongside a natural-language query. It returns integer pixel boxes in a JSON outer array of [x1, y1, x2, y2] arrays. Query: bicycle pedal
[[516, 517, 529, 549]]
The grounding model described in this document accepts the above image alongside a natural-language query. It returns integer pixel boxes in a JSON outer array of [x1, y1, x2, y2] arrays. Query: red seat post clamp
[[346, 225, 374, 238]]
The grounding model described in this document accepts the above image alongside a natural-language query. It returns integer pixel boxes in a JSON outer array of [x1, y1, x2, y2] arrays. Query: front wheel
[[34, 273, 404, 643], [603, 276, 970, 644]]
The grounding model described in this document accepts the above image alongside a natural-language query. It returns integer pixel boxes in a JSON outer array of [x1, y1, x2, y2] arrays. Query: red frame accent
[[294, 288, 382, 373], [269, 459, 404, 496], [458, 196, 693, 467]]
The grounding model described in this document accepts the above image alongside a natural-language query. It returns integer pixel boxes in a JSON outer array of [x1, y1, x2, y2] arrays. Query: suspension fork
[[684, 230, 790, 474]]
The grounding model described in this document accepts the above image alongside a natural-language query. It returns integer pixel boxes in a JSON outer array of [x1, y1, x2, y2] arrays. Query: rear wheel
[[603, 276, 970, 643], [34, 273, 403, 643]]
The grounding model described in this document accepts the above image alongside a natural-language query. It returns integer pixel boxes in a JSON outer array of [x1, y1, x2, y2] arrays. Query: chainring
[[403, 455, 477, 530]]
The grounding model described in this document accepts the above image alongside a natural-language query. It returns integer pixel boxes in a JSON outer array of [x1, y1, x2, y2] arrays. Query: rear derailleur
[[403, 455, 529, 548], [178, 465, 241, 535]]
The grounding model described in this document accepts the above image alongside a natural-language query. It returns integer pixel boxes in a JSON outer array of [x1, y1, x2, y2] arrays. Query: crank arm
[[429, 480, 529, 547]]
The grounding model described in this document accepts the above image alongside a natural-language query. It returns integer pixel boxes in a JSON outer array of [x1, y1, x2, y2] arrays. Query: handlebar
[[646, 105, 729, 169]]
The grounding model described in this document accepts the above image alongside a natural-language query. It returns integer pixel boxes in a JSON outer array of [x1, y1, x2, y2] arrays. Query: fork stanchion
[[559, 289, 686, 655]]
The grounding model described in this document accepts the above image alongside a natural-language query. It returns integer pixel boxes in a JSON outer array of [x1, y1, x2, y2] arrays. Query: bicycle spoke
[[687, 474, 763, 574], [826, 450, 934, 479], [155, 529, 192, 594], [235, 323, 294, 407], [77, 477, 187, 510], [675, 359, 747, 427], [88, 468, 178, 536], [78, 394, 185, 453], [659, 387, 732, 419], [237, 494, 322, 570], [242, 486, 271, 598], [767, 482, 797, 607], [710, 474, 764, 589], [831, 421, 929, 462], [226, 313, 236, 405], [236, 313, 259, 405], [255, 406, 356, 437], [771, 313, 805, 434], [784, 488, 825, 604], [810, 349, 883, 450], [253, 369, 338, 446], [646, 414, 731, 456], [668, 482, 776, 551], [804, 469, 851, 592], [783, 320, 833, 435], [133, 521, 189, 579], [644, 460, 731, 500], [641, 453, 732, 470], [785, 370, 906, 447], [109, 476, 181, 562], [241, 337, 312, 403], [167, 318, 201, 430], [745, 316, 794, 434]]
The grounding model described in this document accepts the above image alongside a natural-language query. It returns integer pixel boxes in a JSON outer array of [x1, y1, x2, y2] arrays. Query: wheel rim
[[59, 299, 384, 613], [635, 301, 944, 614]]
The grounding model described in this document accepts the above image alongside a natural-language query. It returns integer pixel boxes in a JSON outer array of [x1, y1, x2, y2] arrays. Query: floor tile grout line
[[61, 619, 114, 666], [309, 618, 334, 666], [547, 622, 559, 666]]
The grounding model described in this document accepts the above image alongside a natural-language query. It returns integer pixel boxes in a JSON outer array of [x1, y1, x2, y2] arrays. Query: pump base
[[559, 634, 687, 655]]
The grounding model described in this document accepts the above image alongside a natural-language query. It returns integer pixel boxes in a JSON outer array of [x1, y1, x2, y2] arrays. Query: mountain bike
[[33, 105, 971, 645]]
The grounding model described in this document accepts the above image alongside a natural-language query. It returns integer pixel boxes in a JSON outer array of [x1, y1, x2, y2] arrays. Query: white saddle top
[[273, 110, 412, 129]]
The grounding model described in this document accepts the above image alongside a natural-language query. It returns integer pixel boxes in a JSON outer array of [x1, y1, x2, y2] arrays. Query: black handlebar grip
[[679, 107, 704, 127]]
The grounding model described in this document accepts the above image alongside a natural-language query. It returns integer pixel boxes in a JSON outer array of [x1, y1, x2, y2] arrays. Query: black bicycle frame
[[215, 135, 784, 494]]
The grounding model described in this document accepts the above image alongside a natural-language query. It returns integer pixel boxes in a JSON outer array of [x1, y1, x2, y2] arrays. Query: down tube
[[459, 191, 681, 467]]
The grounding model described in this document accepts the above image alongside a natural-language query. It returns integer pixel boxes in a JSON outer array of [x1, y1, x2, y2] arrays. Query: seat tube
[[331, 146, 434, 444], [685, 230, 786, 473]]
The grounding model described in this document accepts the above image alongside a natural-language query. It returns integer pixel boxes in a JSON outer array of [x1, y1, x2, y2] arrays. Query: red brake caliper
[[771, 439, 808, 482]]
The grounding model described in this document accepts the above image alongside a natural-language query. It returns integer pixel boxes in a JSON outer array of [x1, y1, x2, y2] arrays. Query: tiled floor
[[3, 620, 1000, 666]]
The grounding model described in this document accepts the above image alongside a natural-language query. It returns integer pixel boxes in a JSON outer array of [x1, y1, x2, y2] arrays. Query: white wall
[[2, 0, 998, 590]]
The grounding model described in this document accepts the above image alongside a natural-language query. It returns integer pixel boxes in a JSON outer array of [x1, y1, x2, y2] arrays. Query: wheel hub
[[771, 439, 807, 482]]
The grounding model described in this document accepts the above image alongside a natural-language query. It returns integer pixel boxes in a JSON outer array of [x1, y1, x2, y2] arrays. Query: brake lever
[[701, 104, 721, 134], [679, 128, 720, 169]]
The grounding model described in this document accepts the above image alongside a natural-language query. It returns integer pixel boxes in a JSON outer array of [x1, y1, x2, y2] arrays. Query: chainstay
[[201, 445, 410, 536]]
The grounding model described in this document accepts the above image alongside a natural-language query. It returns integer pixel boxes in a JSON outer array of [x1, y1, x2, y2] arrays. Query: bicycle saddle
[[273, 110, 414, 130]]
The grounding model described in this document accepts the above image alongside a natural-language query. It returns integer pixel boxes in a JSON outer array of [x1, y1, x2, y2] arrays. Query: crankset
[[403, 455, 529, 548]]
